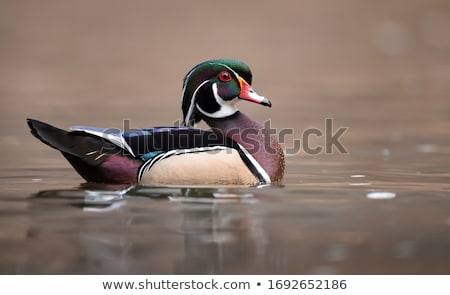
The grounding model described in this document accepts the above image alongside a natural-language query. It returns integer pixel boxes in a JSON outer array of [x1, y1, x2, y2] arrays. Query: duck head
[[181, 59, 271, 127]]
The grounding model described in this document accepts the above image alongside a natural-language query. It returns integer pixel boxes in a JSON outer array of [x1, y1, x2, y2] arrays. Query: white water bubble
[[367, 191, 396, 200], [349, 182, 370, 186]]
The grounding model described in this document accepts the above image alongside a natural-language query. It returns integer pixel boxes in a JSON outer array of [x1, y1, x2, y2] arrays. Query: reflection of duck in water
[[27, 60, 284, 186], [32, 186, 266, 274], [33, 186, 261, 214]]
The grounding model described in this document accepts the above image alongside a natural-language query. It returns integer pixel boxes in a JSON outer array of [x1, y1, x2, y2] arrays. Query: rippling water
[[1, 138, 450, 274]]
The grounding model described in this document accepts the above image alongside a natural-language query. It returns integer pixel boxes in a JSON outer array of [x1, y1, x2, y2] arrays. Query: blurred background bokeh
[[1, 0, 449, 168]]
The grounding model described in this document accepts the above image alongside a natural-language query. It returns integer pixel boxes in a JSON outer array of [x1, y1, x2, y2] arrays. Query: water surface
[[1, 133, 450, 274]]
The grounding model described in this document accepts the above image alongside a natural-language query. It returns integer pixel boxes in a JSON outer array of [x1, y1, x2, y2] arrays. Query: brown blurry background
[[1, 0, 450, 170]]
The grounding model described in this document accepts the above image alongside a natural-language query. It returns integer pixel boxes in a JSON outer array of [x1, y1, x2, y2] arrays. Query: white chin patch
[[196, 83, 239, 119]]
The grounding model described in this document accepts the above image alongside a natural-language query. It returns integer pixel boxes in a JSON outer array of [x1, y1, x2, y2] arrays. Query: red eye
[[218, 71, 232, 82]]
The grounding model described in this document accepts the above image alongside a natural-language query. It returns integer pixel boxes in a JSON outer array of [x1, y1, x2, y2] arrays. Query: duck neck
[[205, 111, 285, 182]]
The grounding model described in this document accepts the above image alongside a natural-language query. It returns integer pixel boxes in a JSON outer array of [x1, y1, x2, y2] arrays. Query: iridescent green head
[[181, 59, 271, 127]]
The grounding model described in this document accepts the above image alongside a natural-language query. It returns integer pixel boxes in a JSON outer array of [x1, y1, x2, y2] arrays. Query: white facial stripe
[[212, 83, 239, 105], [182, 62, 242, 103], [196, 103, 239, 118], [182, 62, 244, 125], [195, 83, 239, 118], [184, 80, 209, 126]]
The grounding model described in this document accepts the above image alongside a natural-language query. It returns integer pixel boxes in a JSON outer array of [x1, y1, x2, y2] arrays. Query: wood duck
[[27, 59, 285, 186]]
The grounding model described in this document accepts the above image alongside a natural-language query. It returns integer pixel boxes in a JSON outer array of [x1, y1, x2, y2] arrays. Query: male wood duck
[[27, 59, 285, 185]]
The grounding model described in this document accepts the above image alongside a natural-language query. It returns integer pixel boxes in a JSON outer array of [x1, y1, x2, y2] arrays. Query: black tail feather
[[27, 118, 122, 165], [27, 119, 141, 183]]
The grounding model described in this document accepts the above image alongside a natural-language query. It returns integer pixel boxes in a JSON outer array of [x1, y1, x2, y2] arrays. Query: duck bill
[[238, 77, 272, 107]]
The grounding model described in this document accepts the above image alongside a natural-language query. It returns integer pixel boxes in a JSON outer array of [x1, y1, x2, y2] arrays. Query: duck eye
[[218, 71, 232, 82]]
